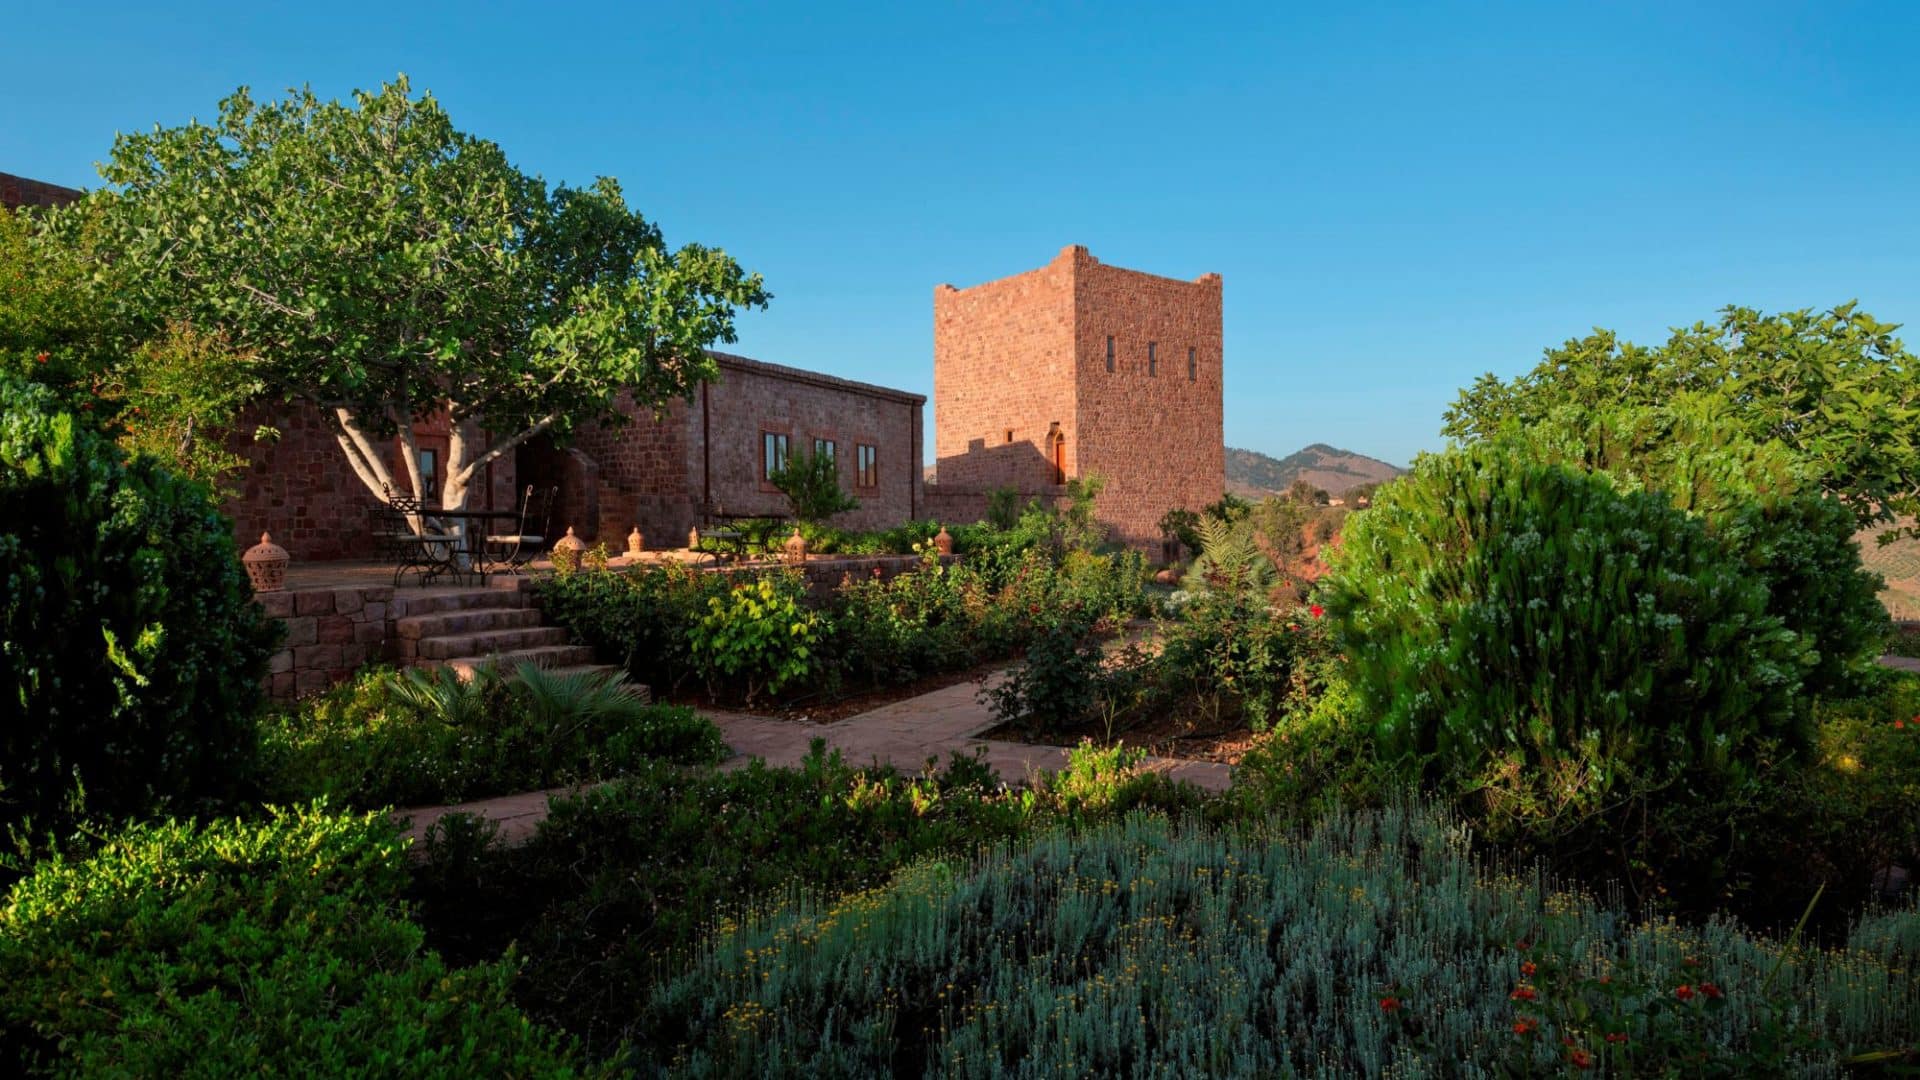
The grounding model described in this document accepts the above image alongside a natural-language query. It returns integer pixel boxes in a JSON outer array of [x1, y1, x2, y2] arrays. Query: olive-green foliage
[[1443, 303, 1920, 539], [538, 559, 730, 691], [0, 374, 275, 843], [688, 572, 828, 703], [1322, 438, 1810, 826], [0, 806, 588, 1078], [258, 663, 725, 809], [1517, 401, 1889, 699], [768, 446, 859, 523], [641, 806, 1919, 1075], [410, 743, 1200, 1057]]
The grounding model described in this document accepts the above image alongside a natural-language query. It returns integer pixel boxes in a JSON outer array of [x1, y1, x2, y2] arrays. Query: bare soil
[[664, 661, 1007, 723], [980, 715, 1258, 765]]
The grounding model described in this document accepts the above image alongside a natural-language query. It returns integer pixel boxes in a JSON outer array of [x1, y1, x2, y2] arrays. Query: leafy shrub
[[639, 806, 1918, 1075], [0, 373, 276, 843], [981, 607, 1104, 732], [1322, 438, 1810, 839], [689, 572, 828, 703], [0, 805, 586, 1077], [259, 663, 725, 808], [768, 447, 858, 523], [538, 560, 728, 692], [406, 743, 1204, 1058], [832, 551, 982, 686]]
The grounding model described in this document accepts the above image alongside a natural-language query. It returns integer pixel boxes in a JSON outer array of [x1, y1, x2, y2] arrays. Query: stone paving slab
[[392, 670, 1231, 847]]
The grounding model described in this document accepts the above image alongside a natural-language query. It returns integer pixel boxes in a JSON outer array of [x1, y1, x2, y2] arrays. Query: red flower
[[35, 351, 48, 364], [1570, 1049, 1593, 1069], [1512, 1018, 1537, 1036], [1378, 996, 1400, 1013], [1605, 1032, 1629, 1044], [1520, 961, 1536, 977], [1674, 984, 1695, 1001], [1510, 985, 1538, 1002], [1896, 719, 1907, 730], [1700, 982, 1723, 999], [1309, 604, 1325, 618]]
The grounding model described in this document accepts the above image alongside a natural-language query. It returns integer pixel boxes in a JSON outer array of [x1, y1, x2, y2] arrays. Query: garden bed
[[662, 658, 1009, 722], [979, 717, 1257, 763]]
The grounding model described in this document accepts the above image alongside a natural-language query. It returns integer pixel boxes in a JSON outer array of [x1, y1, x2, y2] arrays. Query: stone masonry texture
[[932, 245, 1225, 551]]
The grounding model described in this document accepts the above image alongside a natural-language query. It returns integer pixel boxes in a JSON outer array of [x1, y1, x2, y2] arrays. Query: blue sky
[[4, 2, 1916, 467]]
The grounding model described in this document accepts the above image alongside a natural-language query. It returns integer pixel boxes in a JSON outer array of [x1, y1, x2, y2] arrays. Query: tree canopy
[[71, 76, 769, 511], [1442, 304, 1920, 539]]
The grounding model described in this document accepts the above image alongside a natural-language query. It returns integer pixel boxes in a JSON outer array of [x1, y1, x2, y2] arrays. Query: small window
[[417, 448, 437, 498], [1105, 335, 1115, 373], [762, 432, 789, 479], [1004, 429, 1014, 444], [1148, 342, 1157, 377], [814, 438, 837, 463], [856, 444, 878, 488], [1188, 346, 1196, 382]]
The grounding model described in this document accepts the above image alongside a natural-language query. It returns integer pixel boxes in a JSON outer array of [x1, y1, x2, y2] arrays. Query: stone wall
[[1073, 254, 1225, 550], [223, 401, 519, 562], [257, 585, 393, 699], [0, 171, 82, 210], [930, 245, 1225, 553], [933, 248, 1079, 491]]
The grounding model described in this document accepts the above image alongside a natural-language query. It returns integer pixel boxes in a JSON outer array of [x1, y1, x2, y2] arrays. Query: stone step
[[391, 588, 531, 618], [414, 625, 568, 660], [441, 644, 597, 681], [395, 606, 543, 641]]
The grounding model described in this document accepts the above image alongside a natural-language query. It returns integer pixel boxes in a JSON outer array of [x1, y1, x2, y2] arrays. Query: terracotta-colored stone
[[268, 649, 294, 674], [333, 589, 365, 615], [316, 615, 355, 645], [294, 644, 342, 670], [282, 616, 318, 647], [295, 670, 331, 696], [257, 591, 294, 619], [294, 590, 335, 616], [361, 601, 386, 623], [354, 621, 387, 645], [271, 672, 297, 697]]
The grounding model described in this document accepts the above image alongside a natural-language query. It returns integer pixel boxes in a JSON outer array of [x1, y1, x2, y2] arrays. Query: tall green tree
[[1443, 304, 1920, 539], [74, 76, 768, 514]]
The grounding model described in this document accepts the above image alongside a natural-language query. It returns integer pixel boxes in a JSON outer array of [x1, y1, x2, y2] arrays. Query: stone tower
[[931, 245, 1225, 552]]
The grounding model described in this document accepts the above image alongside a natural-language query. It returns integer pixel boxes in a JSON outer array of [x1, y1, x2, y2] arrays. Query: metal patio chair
[[482, 484, 557, 574]]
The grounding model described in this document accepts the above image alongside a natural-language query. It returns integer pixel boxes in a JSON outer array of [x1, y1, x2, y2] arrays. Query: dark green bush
[[259, 663, 726, 809], [1322, 438, 1810, 835], [0, 805, 587, 1077], [0, 373, 275, 842], [981, 606, 1105, 732], [537, 560, 728, 692], [408, 743, 1200, 1057]]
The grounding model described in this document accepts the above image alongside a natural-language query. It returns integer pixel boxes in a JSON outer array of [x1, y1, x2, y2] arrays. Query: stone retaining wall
[[257, 585, 394, 699]]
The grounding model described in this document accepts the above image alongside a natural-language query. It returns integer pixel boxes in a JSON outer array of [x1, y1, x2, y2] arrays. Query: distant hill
[[1226, 444, 1404, 500]]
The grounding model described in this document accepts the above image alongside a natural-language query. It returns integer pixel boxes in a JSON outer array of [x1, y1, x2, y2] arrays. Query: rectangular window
[[1105, 335, 1115, 372], [814, 438, 836, 463], [856, 444, 878, 488], [1188, 346, 1196, 382], [762, 432, 789, 479], [1148, 341, 1157, 377], [417, 448, 437, 498]]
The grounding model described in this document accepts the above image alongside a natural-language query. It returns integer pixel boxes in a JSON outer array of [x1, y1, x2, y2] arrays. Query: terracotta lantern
[[783, 526, 809, 565], [687, 525, 701, 550], [932, 525, 954, 556], [241, 532, 290, 593], [626, 526, 645, 557], [551, 526, 587, 572]]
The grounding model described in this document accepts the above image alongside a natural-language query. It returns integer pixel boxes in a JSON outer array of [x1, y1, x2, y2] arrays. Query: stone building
[[0, 171, 82, 210], [927, 245, 1225, 551], [224, 350, 925, 561]]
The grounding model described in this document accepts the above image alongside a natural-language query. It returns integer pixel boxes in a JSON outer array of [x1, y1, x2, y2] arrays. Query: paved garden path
[[398, 673, 1232, 847]]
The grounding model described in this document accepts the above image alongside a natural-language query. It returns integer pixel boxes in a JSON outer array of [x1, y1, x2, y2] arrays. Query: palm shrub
[[0, 373, 275, 843], [1321, 437, 1810, 837], [0, 805, 586, 1077]]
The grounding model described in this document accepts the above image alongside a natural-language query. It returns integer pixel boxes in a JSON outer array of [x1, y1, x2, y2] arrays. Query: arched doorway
[[1047, 425, 1067, 486]]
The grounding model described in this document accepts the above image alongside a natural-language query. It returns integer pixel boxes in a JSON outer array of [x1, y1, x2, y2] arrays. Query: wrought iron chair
[[375, 487, 463, 586], [483, 485, 557, 575]]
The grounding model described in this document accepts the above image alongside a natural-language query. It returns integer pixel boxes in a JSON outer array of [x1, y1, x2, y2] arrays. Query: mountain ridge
[[1225, 444, 1404, 499]]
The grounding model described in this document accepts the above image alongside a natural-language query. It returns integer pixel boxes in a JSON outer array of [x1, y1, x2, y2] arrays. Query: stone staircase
[[391, 578, 636, 693]]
